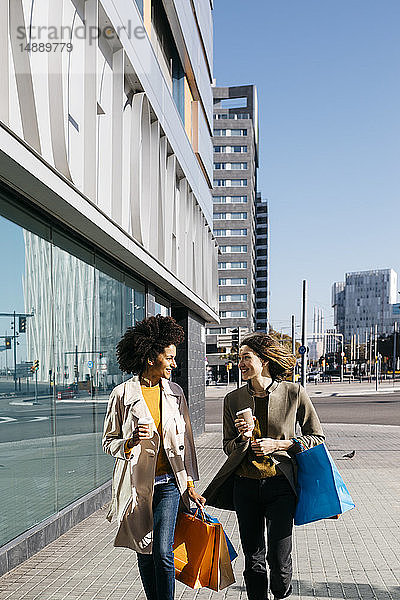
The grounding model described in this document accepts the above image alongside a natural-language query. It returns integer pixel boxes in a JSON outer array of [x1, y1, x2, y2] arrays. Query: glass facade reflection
[[0, 201, 145, 547]]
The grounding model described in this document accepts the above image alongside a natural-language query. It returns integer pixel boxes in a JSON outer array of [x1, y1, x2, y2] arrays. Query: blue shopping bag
[[189, 508, 238, 561], [294, 442, 355, 526]]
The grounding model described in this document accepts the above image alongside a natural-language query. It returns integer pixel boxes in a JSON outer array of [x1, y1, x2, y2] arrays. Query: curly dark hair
[[117, 315, 185, 375], [240, 332, 296, 381]]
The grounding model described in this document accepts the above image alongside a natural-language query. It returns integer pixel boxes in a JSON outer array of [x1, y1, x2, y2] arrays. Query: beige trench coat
[[203, 380, 324, 510], [102, 376, 199, 553]]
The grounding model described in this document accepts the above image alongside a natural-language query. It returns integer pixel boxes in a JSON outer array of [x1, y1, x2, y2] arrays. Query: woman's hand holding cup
[[137, 417, 153, 440], [127, 417, 153, 448], [235, 408, 255, 440]]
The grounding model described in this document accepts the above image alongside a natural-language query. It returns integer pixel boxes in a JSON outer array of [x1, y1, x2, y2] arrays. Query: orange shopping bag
[[173, 509, 235, 591]]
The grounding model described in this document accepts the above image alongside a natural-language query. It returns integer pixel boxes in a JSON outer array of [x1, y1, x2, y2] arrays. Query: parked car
[[57, 389, 75, 400], [307, 371, 320, 382]]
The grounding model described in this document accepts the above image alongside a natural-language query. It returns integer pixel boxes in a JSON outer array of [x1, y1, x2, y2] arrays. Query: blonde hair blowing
[[241, 332, 296, 381]]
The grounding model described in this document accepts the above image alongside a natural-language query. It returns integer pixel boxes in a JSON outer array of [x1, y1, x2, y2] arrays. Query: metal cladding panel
[[170, 0, 213, 129], [192, 0, 213, 77], [101, 0, 213, 227], [197, 103, 213, 183]]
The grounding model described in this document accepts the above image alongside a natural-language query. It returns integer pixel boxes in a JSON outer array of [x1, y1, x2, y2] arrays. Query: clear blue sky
[[213, 0, 400, 335]]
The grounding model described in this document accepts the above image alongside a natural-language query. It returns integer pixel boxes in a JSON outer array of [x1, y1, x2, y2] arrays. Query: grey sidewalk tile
[[1, 423, 400, 600]]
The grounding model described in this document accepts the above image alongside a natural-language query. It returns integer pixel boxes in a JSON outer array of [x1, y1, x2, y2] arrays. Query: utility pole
[[340, 334, 344, 383], [375, 353, 380, 391], [393, 322, 397, 384], [301, 280, 307, 388], [368, 326, 373, 381], [13, 311, 17, 392], [75, 344, 79, 390], [291, 314, 296, 383], [236, 327, 242, 389]]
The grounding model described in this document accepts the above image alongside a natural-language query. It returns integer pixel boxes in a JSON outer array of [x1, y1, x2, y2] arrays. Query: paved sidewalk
[[1, 420, 400, 599], [206, 381, 400, 399], [307, 381, 400, 398]]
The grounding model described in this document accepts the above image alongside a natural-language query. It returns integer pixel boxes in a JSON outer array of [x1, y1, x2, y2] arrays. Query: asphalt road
[[2, 391, 399, 446], [205, 392, 400, 427], [310, 393, 400, 426], [0, 397, 108, 443]]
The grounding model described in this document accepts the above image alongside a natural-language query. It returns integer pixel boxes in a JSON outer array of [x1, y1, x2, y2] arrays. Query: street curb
[[310, 387, 400, 398]]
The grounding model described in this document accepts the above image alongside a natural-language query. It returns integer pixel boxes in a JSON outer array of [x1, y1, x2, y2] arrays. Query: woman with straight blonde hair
[[204, 332, 324, 600]]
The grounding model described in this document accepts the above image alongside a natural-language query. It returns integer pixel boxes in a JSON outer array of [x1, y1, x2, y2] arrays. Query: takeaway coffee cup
[[137, 417, 152, 438], [236, 408, 254, 438]]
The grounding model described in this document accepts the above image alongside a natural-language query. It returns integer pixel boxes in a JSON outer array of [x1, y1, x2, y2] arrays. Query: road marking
[[0, 416, 17, 424]]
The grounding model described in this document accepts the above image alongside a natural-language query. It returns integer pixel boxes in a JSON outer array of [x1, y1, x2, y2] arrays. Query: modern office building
[[332, 269, 400, 341], [206, 84, 258, 381], [332, 282, 346, 336], [0, 0, 217, 572], [255, 194, 269, 331]]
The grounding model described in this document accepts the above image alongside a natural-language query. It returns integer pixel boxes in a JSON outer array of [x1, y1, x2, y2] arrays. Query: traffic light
[[226, 362, 232, 370], [19, 316, 27, 333], [30, 359, 39, 372], [5, 337, 11, 349]]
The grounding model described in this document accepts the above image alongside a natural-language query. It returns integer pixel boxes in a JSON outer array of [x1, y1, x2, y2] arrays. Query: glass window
[[212, 196, 247, 204], [219, 294, 247, 302], [0, 196, 147, 548], [219, 245, 247, 253], [218, 278, 247, 285], [229, 163, 247, 170], [154, 294, 170, 317], [231, 261, 247, 268], [219, 310, 247, 318]]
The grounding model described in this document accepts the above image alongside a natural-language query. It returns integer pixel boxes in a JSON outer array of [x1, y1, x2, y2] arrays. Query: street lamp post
[[375, 353, 381, 391], [393, 322, 397, 384], [300, 280, 308, 388], [340, 335, 344, 383], [291, 315, 296, 383]]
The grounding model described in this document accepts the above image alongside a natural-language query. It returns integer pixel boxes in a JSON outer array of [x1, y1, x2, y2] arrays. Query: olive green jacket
[[203, 381, 324, 510]]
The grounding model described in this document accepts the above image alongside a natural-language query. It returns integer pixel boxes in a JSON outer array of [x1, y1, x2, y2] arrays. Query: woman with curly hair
[[204, 332, 324, 600], [103, 315, 205, 600]]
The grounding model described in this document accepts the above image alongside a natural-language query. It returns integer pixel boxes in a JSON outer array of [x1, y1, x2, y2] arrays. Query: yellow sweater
[[141, 384, 171, 477]]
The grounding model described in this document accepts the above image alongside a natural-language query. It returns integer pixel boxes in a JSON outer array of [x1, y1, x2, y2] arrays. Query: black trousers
[[233, 475, 296, 600]]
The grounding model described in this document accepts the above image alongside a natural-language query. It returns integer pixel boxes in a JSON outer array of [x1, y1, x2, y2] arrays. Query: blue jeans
[[137, 479, 181, 600]]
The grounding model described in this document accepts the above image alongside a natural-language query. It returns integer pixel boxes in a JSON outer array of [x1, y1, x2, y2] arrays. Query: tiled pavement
[[1, 421, 400, 600]]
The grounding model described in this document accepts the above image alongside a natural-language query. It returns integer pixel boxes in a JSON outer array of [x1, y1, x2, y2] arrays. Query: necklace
[[140, 376, 158, 387]]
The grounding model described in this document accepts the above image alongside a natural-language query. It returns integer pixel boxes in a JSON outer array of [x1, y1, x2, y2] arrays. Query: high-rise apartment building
[[206, 84, 259, 381], [255, 194, 269, 331], [0, 0, 216, 571], [332, 269, 400, 341]]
